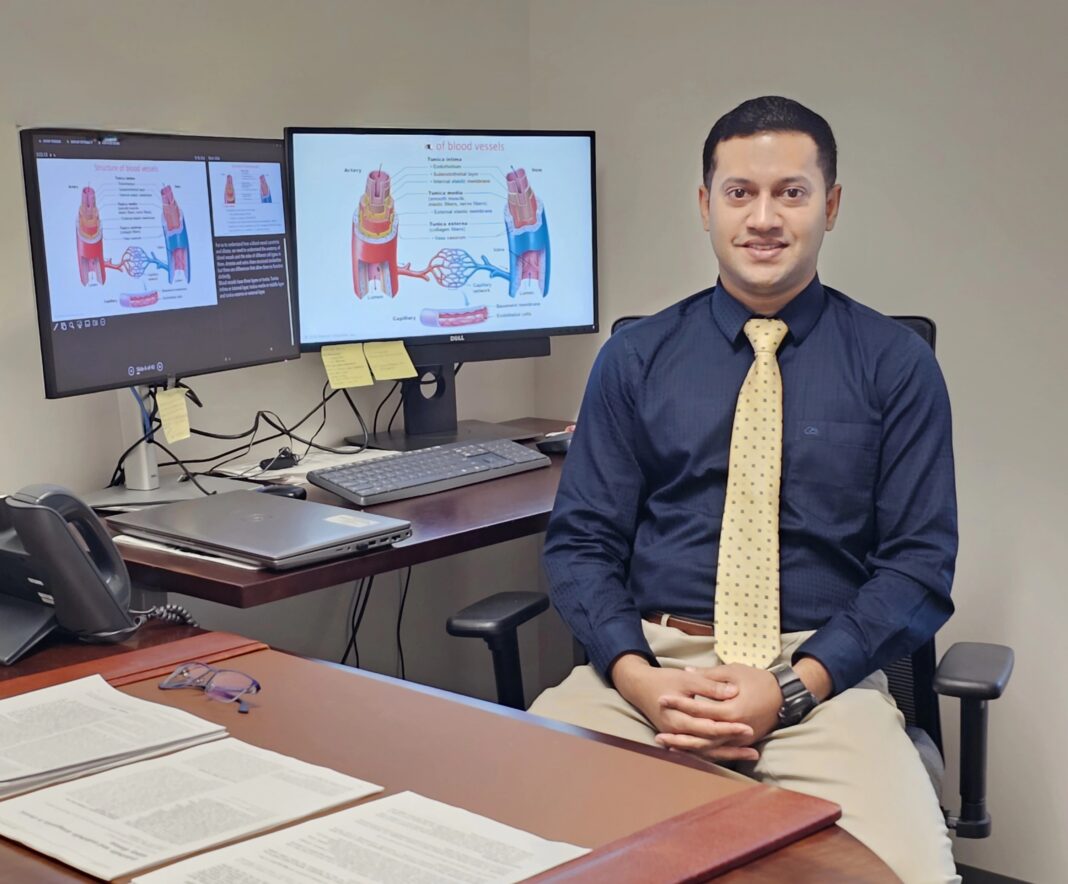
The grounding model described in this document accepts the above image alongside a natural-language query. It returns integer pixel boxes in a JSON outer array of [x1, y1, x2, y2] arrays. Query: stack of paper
[[0, 675, 227, 799], [0, 738, 383, 881]]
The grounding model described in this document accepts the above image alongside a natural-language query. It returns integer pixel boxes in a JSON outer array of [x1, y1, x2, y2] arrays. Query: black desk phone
[[0, 484, 141, 665]]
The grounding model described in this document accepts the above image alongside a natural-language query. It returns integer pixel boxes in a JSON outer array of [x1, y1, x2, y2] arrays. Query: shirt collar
[[710, 274, 826, 346]]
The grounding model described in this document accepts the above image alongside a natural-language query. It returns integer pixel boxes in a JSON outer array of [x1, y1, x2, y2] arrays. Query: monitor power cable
[[397, 567, 412, 679]]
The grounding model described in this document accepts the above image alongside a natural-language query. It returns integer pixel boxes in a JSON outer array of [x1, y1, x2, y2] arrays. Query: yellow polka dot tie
[[714, 317, 789, 667]]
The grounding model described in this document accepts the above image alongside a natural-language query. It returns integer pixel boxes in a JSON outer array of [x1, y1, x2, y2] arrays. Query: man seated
[[530, 96, 958, 883]]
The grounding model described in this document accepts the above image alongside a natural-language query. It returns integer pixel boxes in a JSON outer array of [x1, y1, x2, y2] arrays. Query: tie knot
[[744, 318, 788, 354]]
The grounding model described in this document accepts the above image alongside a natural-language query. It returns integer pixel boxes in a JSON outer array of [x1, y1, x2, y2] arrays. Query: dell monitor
[[286, 127, 597, 449], [20, 128, 299, 502]]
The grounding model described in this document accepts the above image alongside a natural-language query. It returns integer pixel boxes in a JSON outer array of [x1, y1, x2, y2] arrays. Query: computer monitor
[[286, 127, 597, 449], [20, 128, 299, 501]]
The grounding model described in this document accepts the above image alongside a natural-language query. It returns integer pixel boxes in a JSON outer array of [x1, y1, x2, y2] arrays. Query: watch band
[[770, 662, 819, 727]]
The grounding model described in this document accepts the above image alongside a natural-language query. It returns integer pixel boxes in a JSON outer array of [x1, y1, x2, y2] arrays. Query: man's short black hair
[[702, 96, 837, 190]]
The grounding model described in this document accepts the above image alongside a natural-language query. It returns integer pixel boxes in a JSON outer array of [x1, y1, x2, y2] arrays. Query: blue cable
[[130, 387, 151, 436]]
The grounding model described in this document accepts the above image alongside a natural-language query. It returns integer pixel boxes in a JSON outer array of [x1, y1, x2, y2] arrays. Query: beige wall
[[530, 1, 1066, 879], [1, 1, 1063, 877]]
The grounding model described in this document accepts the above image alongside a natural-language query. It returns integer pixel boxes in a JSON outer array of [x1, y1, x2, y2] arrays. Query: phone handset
[[7, 485, 141, 642]]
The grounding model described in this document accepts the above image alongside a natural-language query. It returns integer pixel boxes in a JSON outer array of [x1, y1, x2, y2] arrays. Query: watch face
[[777, 675, 818, 727]]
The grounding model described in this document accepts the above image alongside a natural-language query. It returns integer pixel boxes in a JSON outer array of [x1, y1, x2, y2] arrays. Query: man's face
[[699, 131, 841, 308]]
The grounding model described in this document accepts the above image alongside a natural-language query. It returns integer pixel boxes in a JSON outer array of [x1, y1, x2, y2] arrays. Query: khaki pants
[[528, 621, 958, 884]]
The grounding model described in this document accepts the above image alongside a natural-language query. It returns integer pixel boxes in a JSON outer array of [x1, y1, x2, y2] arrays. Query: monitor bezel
[[285, 126, 599, 353], [20, 127, 300, 399]]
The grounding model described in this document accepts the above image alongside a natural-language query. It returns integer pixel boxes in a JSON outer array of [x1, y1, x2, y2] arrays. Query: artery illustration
[[76, 184, 188, 289], [76, 187, 106, 285], [352, 169, 400, 298], [224, 174, 236, 205], [260, 174, 272, 203]]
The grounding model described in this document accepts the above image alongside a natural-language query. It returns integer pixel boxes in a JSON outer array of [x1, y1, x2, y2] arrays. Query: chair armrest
[[933, 641, 1014, 838], [446, 592, 549, 639], [933, 642, 1014, 700]]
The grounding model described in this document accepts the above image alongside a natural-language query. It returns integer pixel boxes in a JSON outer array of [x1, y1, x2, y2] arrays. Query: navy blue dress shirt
[[543, 276, 957, 693]]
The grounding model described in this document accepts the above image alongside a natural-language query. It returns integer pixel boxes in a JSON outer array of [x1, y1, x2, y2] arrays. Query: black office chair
[[447, 314, 1013, 839]]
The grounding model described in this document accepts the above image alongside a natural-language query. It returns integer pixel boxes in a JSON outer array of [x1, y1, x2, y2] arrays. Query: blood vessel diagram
[[504, 167, 550, 298], [76, 187, 106, 285], [349, 165, 551, 327], [160, 185, 190, 284], [260, 174, 272, 203], [224, 174, 236, 205], [352, 169, 399, 298], [120, 290, 160, 308], [75, 184, 189, 296]]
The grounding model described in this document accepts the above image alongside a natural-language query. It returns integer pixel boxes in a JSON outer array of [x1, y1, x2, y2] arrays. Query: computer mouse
[[536, 431, 573, 455], [255, 484, 308, 500]]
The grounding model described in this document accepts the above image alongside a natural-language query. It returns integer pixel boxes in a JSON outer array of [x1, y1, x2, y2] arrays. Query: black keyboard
[[307, 438, 551, 505]]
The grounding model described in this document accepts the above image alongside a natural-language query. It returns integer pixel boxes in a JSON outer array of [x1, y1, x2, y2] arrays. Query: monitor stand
[[351, 364, 539, 452], [83, 388, 253, 509]]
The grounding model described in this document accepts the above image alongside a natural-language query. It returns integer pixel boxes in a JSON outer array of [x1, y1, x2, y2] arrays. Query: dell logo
[[450, 334, 466, 342]]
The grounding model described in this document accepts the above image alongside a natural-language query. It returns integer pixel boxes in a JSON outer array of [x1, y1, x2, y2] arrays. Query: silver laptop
[[108, 490, 412, 569]]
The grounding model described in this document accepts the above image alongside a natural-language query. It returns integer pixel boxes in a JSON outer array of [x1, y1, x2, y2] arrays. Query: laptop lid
[[107, 491, 411, 568]]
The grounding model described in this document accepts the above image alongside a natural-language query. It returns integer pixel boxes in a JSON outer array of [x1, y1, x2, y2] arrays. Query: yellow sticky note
[[156, 388, 191, 444], [363, 341, 418, 380], [321, 343, 374, 388]]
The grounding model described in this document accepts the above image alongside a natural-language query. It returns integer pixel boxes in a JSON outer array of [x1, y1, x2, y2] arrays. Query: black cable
[[192, 409, 293, 445], [122, 378, 375, 485], [341, 389, 370, 451], [108, 387, 163, 487], [387, 387, 405, 433], [373, 382, 400, 437], [256, 402, 354, 454], [397, 567, 412, 679], [295, 382, 331, 462], [131, 603, 199, 627], [159, 388, 356, 477], [375, 363, 464, 438], [174, 379, 204, 409], [350, 574, 375, 668], [150, 437, 217, 496], [202, 408, 295, 476], [108, 418, 159, 488], [340, 578, 366, 666]]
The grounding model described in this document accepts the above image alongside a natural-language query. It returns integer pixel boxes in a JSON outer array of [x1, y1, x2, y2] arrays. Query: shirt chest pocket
[[784, 419, 881, 492]]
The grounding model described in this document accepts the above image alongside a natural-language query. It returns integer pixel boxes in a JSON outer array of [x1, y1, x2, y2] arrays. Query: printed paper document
[[0, 675, 226, 799], [133, 790, 589, 883], [0, 738, 383, 881]]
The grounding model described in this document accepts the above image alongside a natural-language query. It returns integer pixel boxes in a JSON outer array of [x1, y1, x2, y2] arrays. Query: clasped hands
[[611, 654, 783, 763]]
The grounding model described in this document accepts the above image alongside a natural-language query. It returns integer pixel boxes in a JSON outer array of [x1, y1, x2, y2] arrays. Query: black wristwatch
[[770, 663, 819, 728]]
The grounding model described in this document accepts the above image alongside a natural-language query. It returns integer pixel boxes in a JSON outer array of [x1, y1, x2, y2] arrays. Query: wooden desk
[[118, 418, 566, 608], [0, 637, 895, 883]]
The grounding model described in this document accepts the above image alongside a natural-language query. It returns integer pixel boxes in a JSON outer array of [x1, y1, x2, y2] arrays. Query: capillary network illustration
[[75, 184, 191, 308], [349, 164, 550, 328]]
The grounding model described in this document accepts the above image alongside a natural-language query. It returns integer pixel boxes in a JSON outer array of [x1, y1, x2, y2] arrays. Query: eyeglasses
[[159, 662, 261, 713]]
